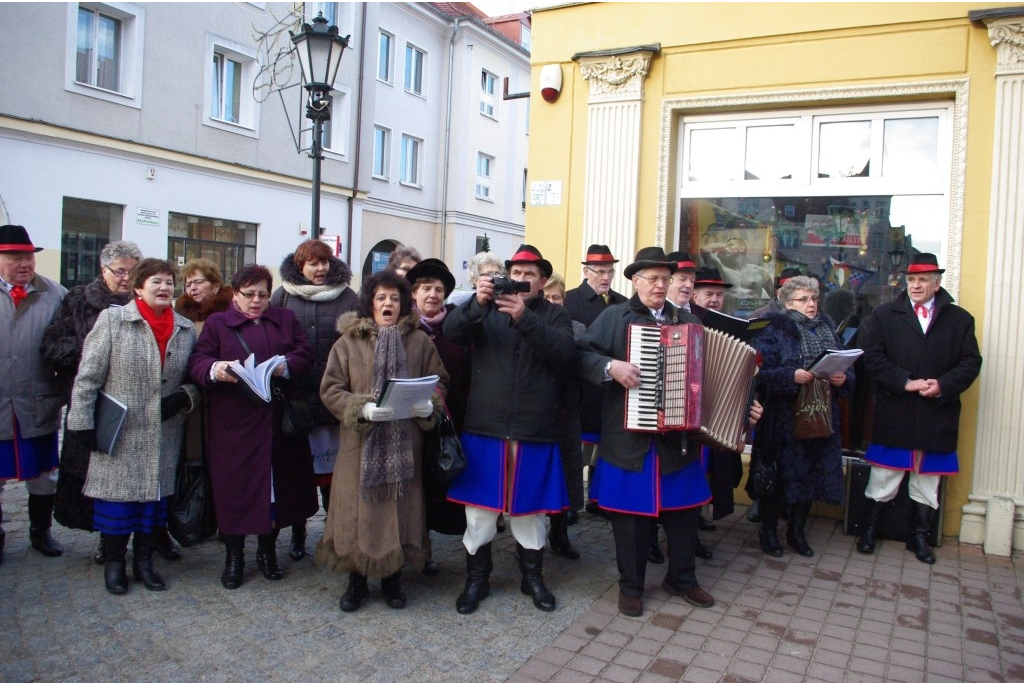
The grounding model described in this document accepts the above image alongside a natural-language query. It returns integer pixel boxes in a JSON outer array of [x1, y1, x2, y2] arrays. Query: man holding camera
[[444, 244, 575, 615]]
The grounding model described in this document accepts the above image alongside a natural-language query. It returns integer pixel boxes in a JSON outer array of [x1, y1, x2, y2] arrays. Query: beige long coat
[[68, 301, 200, 502], [316, 311, 448, 579]]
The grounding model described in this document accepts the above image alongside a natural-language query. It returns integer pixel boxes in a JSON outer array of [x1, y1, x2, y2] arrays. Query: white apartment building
[[0, 2, 529, 289]]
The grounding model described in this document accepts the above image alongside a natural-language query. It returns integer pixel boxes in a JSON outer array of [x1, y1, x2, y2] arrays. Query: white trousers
[[0, 469, 58, 496], [865, 466, 940, 510], [462, 505, 546, 554]]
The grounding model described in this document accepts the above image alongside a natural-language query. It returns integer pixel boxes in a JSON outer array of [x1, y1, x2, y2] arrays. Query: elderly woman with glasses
[[748, 275, 853, 559], [188, 265, 317, 589], [174, 258, 233, 335]]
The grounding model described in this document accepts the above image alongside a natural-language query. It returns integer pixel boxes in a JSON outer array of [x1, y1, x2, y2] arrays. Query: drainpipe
[[346, 2, 368, 266], [440, 18, 461, 261]]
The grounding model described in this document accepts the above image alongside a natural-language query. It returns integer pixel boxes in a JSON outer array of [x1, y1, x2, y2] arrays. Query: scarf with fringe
[[360, 324, 413, 502]]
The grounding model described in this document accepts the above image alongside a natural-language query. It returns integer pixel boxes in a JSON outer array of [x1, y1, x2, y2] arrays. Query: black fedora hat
[[581, 244, 619, 265], [623, 247, 678, 279], [505, 244, 553, 279], [0, 225, 43, 253], [694, 267, 733, 289], [906, 252, 945, 275], [405, 258, 456, 297], [665, 251, 697, 271], [776, 267, 802, 289]]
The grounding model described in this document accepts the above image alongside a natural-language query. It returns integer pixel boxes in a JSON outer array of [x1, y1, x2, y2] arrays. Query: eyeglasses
[[105, 266, 131, 279], [790, 295, 819, 304], [636, 275, 671, 286], [585, 267, 616, 278], [480, 271, 503, 279], [184, 278, 209, 289], [238, 290, 270, 301]]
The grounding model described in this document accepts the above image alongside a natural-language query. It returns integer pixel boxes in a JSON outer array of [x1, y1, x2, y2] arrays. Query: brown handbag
[[793, 377, 833, 440]]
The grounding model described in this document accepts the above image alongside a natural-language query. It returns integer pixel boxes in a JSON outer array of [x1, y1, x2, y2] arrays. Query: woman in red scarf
[[67, 259, 200, 595]]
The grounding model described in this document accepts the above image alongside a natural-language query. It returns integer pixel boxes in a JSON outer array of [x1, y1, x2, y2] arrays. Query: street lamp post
[[290, 12, 349, 240]]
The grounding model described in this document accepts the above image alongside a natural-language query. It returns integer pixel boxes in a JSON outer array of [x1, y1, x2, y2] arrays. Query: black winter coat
[[576, 294, 700, 475], [443, 293, 574, 442], [270, 254, 358, 425], [858, 288, 981, 453]]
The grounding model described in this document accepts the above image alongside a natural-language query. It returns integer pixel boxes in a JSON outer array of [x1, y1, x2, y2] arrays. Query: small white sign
[[136, 208, 160, 227], [530, 180, 562, 206], [319, 234, 342, 257]]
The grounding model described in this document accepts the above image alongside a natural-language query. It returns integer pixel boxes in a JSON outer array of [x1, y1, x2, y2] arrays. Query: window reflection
[[745, 125, 794, 181], [883, 118, 938, 178], [818, 121, 870, 178]]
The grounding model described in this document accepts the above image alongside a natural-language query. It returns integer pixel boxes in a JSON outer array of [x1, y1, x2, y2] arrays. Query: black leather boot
[[28, 494, 63, 557], [758, 496, 783, 557], [221, 535, 245, 589], [339, 572, 369, 611], [518, 544, 556, 612], [154, 526, 182, 561], [746, 499, 762, 523], [381, 570, 407, 609], [456, 543, 492, 614], [786, 501, 814, 557], [857, 498, 884, 554], [548, 512, 580, 560], [289, 521, 307, 561], [256, 531, 283, 580], [103, 534, 130, 595], [132, 531, 167, 591], [907, 502, 937, 564]]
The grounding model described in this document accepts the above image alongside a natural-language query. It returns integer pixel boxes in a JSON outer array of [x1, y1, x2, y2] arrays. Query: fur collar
[[174, 286, 234, 322], [279, 253, 352, 287], [84, 277, 132, 310], [336, 310, 421, 338]]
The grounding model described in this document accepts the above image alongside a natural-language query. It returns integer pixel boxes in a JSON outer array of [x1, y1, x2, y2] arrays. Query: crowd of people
[[0, 224, 981, 619]]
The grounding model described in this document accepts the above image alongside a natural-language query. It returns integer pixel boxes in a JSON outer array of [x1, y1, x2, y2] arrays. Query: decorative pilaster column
[[575, 47, 658, 293], [961, 15, 1024, 553]]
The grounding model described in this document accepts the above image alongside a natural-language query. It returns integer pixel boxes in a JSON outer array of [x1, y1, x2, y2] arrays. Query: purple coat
[[188, 306, 318, 535]]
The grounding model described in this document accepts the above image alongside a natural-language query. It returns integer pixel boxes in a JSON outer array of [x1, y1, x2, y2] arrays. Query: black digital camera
[[490, 275, 531, 296]]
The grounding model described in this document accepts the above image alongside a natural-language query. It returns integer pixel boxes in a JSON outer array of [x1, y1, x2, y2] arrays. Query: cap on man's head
[[405, 257, 456, 297], [665, 251, 697, 272], [0, 225, 43, 253], [582, 244, 619, 265], [624, 247, 678, 279], [694, 267, 733, 289], [776, 267, 802, 289], [505, 244, 553, 279], [906, 253, 945, 275]]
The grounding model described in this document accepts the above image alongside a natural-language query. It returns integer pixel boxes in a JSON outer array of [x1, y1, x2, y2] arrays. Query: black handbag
[[747, 457, 777, 499], [423, 411, 467, 492], [274, 386, 315, 438], [168, 457, 217, 547]]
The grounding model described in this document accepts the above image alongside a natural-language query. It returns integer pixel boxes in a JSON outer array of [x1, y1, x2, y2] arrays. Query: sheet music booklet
[[228, 353, 287, 404]]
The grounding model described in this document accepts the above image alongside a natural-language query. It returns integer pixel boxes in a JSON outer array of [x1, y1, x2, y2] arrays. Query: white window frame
[[480, 69, 497, 118], [300, 86, 351, 158], [377, 30, 394, 85], [203, 34, 260, 137], [373, 126, 391, 179], [64, 2, 145, 109], [306, 2, 355, 38], [475, 153, 495, 201], [404, 43, 426, 97], [400, 134, 423, 187]]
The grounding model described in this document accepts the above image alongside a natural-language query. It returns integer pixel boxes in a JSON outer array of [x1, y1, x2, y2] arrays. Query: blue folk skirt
[[590, 442, 711, 516], [865, 443, 958, 475], [0, 423, 59, 481], [93, 496, 171, 535]]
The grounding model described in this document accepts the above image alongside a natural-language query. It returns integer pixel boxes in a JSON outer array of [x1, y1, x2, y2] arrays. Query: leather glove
[[68, 429, 97, 452], [161, 390, 190, 421], [362, 403, 395, 422], [410, 399, 434, 418]]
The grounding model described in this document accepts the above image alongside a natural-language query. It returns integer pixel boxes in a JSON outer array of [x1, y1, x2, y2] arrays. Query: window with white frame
[[480, 69, 497, 118], [378, 31, 394, 84], [302, 87, 351, 156], [404, 44, 425, 96], [204, 35, 259, 135], [400, 134, 422, 186], [476, 153, 495, 200], [307, 2, 354, 38], [66, 3, 145, 107], [211, 52, 242, 123], [373, 126, 390, 179]]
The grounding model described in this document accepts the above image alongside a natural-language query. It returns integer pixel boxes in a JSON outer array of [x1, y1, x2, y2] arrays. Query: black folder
[[95, 390, 128, 455]]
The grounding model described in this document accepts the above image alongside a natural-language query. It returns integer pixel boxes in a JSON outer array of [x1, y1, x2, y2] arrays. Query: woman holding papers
[[66, 258, 200, 595], [188, 264, 317, 590], [318, 269, 448, 612], [748, 275, 853, 558]]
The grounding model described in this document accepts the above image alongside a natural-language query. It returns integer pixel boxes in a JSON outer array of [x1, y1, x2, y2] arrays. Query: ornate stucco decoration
[[576, 50, 655, 103], [987, 20, 1024, 75]]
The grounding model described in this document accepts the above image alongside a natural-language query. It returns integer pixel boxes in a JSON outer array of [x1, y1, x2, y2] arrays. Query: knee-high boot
[[786, 501, 814, 557], [257, 530, 283, 580], [758, 495, 783, 557], [132, 531, 167, 591], [518, 544, 556, 612], [907, 501, 937, 564], [28, 493, 63, 557], [456, 543, 492, 614], [103, 533, 131, 595], [548, 512, 580, 560], [289, 521, 307, 561], [221, 535, 245, 589], [857, 498, 884, 554]]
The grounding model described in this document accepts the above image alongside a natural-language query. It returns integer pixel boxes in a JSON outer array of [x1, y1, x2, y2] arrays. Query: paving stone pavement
[[2, 481, 1024, 682]]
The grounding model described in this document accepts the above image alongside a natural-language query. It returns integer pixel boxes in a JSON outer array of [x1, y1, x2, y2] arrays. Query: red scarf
[[136, 297, 174, 367]]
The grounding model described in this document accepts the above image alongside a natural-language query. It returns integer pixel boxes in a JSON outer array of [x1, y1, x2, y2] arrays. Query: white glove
[[410, 399, 434, 418], [362, 403, 395, 422]]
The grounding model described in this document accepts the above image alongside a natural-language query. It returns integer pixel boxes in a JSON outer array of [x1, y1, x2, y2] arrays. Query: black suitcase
[[844, 457, 943, 547]]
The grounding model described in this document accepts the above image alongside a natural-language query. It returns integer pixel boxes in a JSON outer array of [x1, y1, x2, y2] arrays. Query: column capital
[[575, 49, 656, 103], [984, 18, 1024, 75]]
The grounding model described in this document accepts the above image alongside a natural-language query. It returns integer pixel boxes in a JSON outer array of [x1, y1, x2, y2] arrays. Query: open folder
[[377, 375, 440, 420], [808, 348, 863, 376]]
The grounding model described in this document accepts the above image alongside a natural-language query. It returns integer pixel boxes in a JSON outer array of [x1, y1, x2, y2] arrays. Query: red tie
[[10, 285, 26, 307], [914, 303, 928, 320]]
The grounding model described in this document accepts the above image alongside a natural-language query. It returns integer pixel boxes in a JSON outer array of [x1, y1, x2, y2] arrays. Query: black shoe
[[103, 534, 130, 595], [256, 533, 283, 580], [758, 526, 784, 557], [132, 533, 167, 591], [786, 502, 814, 557], [456, 544, 492, 614], [518, 546, 556, 612], [290, 522, 307, 561], [696, 540, 713, 560], [698, 516, 716, 531], [746, 500, 762, 523], [340, 572, 369, 612], [27, 494, 63, 557], [381, 571, 407, 609], [155, 527, 182, 562], [548, 513, 580, 561], [29, 527, 64, 557], [646, 539, 665, 564], [221, 535, 244, 589]]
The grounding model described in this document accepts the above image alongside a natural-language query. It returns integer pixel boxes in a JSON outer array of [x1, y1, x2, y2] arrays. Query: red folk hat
[[665, 251, 697, 271], [906, 253, 945, 274], [581, 244, 619, 265], [0, 225, 43, 253], [694, 266, 733, 289], [505, 244, 553, 278]]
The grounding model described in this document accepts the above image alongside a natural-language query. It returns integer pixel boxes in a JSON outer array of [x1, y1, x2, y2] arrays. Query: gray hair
[[99, 240, 143, 267], [467, 251, 505, 283], [386, 244, 422, 270], [778, 275, 818, 305]]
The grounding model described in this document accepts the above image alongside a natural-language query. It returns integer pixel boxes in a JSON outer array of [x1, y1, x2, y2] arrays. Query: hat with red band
[[0, 225, 43, 253], [505, 244, 553, 279], [694, 266, 733, 289], [665, 251, 697, 272], [776, 267, 802, 288], [905, 252, 945, 274], [581, 244, 619, 265]]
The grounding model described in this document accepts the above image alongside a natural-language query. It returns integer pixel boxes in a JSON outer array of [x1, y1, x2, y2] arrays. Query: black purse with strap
[[233, 329, 314, 438]]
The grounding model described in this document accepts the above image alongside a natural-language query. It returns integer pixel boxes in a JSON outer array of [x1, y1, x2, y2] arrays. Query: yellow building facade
[[526, 2, 1024, 550]]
